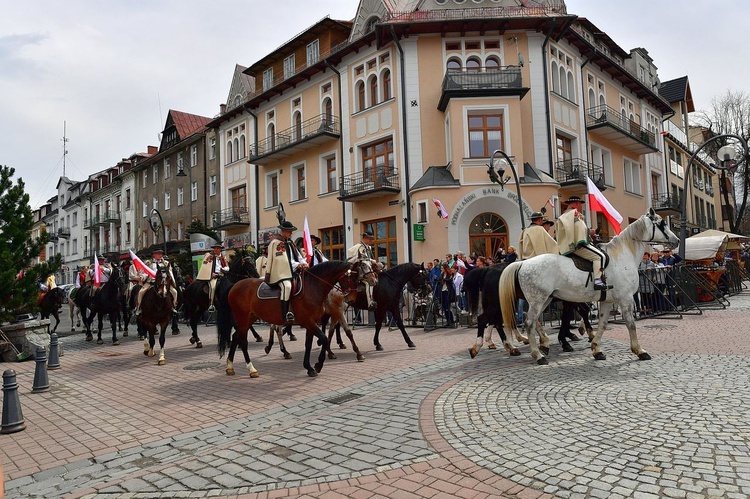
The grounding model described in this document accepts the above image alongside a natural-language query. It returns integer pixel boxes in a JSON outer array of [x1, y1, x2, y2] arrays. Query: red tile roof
[[169, 110, 212, 139]]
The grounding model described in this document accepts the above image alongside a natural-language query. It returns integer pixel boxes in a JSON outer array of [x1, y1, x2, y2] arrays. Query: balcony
[[554, 159, 605, 190], [57, 227, 70, 239], [339, 166, 400, 201], [212, 207, 251, 230], [438, 66, 528, 111], [101, 210, 121, 224], [652, 193, 681, 217], [586, 105, 659, 154], [83, 216, 100, 229], [249, 114, 340, 165]]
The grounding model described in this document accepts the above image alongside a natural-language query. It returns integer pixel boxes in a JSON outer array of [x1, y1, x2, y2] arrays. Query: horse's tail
[[216, 280, 234, 358], [499, 261, 522, 334]]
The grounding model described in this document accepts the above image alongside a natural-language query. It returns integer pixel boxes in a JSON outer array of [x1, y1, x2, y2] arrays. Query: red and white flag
[[433, 199, 449, 219], [302, 215, 313, 264], [93, 253, 101, 287], [129, 249, 157, 279], [586, 176, 622, 234]]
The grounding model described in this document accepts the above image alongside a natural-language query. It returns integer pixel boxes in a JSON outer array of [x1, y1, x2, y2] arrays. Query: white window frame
[[623, 158, 642, 195], [319, 153, 338, 195], [463, 104, 511, 158], [177, 187, 184, 206], [164, 158, 171, 179], [306, 39, 320, 66], [265, 170, 280, 208], [142, 201, 148, 218], [209, 137, 216, 159], [152, 196, 158, 212], [209, 175, 217, 196], [177, 221, 183, 240], [416, 200, 429, 224], [590, 143, 613, 187], [152, 165, 158, 184], [142, 170, 148, 188], [190, 181, 198, 202], [283, 54, 296, 79], [263, 68, 273, 91], [164, 191, 171, 210], [191, 144, 198, 166], [291, 162, 306, 201]]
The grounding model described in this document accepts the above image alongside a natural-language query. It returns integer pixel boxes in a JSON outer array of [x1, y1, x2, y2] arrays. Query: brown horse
[[223, 260, 355, 377], [140, 264, 176, 365]]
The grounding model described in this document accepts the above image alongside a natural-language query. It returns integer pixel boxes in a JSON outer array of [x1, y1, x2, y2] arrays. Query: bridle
[[640, 215, 672, 244]]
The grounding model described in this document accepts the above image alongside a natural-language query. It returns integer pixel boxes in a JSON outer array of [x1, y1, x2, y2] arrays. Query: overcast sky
[[2, 0, 747, 209]]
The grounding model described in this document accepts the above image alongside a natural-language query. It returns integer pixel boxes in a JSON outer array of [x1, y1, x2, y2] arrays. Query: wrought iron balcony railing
[[57, 227, 70, 239], [249, 114, 340, 165], [586, 104, 658, 154], [439, 66, 525, 111], [83, 216, 100, 229], [339, 166, 400, 201], [651, 193, 681, 217], [212, 207, 251, 229], [554, 159, 605, 188]]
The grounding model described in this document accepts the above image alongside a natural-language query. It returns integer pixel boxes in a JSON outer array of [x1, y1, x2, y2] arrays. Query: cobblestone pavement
[[1, 291, 750, 498]]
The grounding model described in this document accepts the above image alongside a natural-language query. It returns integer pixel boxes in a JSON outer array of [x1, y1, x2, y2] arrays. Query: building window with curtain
[[320, 226, 344, 261], [361, 137, 394, 183], [468, 113, 504, 158]]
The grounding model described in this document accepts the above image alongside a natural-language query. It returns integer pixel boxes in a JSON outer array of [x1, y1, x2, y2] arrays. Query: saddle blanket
[[256, 276, 303, 300]]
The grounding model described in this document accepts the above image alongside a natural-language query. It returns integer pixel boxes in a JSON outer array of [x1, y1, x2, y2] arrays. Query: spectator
[[638, 251, 655, 315], [440, 263, 456, 327], [650, 251, 666, 312], [504, 246, 518, 263], [452, 265, 465, 315], [429, 258, 441, 294]]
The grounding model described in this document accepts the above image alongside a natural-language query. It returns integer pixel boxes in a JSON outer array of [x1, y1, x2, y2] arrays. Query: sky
[[2, 0, 748, 209]]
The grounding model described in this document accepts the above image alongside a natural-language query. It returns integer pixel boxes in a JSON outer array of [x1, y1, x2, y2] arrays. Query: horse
[[499, 209, 679, 364], [38, 287, 66, 334], [140, 263, 177, 365], [219, 260, 356, 377], [67, 286, 82, 332], [74, 265, 124, 345], [183, 257, 263, 348]]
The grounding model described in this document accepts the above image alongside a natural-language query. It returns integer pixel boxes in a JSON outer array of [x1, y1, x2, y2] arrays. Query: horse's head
[[337, 264, 361, 302], [407, 262, 429, 292], [356, 259, 379, 287], [154, 263, 171, 297], [644, 208, 680, 247]]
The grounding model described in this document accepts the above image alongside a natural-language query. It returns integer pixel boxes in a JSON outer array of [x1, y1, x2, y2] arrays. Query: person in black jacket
[[439, 263, 456, 327]]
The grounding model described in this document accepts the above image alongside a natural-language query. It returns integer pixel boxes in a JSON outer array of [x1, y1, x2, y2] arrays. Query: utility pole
[[61, 121, 69, 177]]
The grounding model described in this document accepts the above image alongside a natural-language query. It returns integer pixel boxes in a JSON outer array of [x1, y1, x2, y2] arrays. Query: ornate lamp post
[[175, 159, 193, 223], [149, 208, 167, 256], [486, 149, 526, 231], [678, 134, 749, 260]]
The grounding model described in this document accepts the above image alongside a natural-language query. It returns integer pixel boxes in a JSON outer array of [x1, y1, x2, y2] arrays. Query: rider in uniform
[[519, 212, 558, 260], [265, 220, 307, 325], [89, 255, 112, 295], [199, 242, 229, 313], [555, 195, 609, 290], [347, 231, 380, 310], [255, 245, 268, 277], [309, 235, 328, 267], [134, 249, 178, 316]]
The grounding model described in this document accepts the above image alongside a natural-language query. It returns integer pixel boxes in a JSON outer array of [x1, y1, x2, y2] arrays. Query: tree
[[694, 90, 750, 234], [0, 165, 62, 323]]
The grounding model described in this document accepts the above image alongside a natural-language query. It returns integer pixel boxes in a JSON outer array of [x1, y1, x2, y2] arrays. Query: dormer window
[[364, 16, 379, 33]]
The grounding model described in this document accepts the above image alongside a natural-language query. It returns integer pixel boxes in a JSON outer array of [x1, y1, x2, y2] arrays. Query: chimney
[[148, 145, 158, 155], [220, 104, 227, 114]]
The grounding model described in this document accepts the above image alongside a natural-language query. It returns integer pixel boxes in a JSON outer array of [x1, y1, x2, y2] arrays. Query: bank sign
[[449, 187, 533, 226]]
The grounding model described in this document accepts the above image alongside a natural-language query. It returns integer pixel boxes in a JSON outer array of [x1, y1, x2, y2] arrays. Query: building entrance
[[468, 212, 509, 260]]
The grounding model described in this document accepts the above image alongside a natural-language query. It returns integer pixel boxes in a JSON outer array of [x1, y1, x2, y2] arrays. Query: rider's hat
[[278, 220, 297, 231], [97, 254, 106, 261], [362, 230, 375, 239], [529, 211, 544, 220], [152, 248, 164, 254], [310, 234, 321, 244], [563, 195, 585, 204], [542, 218, 555, 227], [211, 242, 224, 249]]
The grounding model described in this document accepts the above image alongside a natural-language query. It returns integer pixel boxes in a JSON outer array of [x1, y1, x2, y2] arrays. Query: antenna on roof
[[61, 121, 69, 177]]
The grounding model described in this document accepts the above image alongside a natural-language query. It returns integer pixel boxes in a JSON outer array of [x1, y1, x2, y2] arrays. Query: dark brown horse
[[140, 264, 176, 365], [220, 260, 355, 377], [38, 287, 66, 334], [74, 265, 124, 345]]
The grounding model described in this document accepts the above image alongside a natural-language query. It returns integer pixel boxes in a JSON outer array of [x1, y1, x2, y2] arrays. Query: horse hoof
[[289, 334, 297, 341], [407, 342, 416, 349], [536, 357, 549, 365], [172, 329, 180, 336], [148, 351, 155, 358], [594, 352, 607, 361], [469, 347, 478, 359], [226, 368, 235, 376], [255, 337, 264, 343], [561, 343, 574, 353], [123, 331, 128, 337], [569, 335, 581, 342], [540, 346, 550, 356], [317, 339, 322, 346], [314, 362, 323, 373], [96, 339, 103, 345], [338, 344, 347, 350], [376, 345, 384, 351], [113, 340, 120, 346], [264, 345, 271, 355], [638, 352, 652, 361], [510, 349, 521, 356], [488, 343, 496, 350], [189, 337, 196, 344], [158, 359, 166, 365], [327, 353, 336, 359], [307, 369, 318, 377], [85, 335, 93, 342], [357, 354, 365, 362], [196, 341, 203, 349], [249, 371, 260, 378], [284, 352, 292, 360]]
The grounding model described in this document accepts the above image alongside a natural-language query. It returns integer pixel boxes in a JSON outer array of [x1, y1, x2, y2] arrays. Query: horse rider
[[555, 195, 609, 290], [133, 248, 178, 316], [88, 255, 112, 295], [309, 234, 328, 267], [265, 219, 307, 325], [255, 245, 268, 276], [347, 231, 380, 310], [199, 242, 229, 313], [519, 211, 558, 260]]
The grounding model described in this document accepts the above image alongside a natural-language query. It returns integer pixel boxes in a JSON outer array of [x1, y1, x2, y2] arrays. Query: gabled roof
[[409, 165, 460, 193], [659, 76, 694, 112], [169, 110, 212, 138]]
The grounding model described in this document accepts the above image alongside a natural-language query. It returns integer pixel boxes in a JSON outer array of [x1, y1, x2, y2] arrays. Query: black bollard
[[31, 346, 50, 393], [48, 333, 61, 370], [1, 369, 26, 433]]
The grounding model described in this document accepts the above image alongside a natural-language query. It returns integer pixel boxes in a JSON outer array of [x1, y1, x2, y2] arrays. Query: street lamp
[[678, 134, 749, 260], [149, 208, 167, 256], [487, 149, 526, 231], [176, 161, 193, 223]]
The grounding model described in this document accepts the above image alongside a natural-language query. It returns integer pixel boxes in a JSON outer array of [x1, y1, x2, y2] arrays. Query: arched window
[[369, 75, 378, 107], [293, 111, 302, 140], [323, 97, 333, 123], [599, 94, 606, 108], [485, 56, 500, 71], [233, 138, 239, 161], [550, 61, 560, 94], [567, 71, 575, 101], [226, 141, 233, 164], [466, 56, 481, 72], [559, 66, 567, 97], [588, 88, 596, 113], [381, 69, 391, 100], [239, 135, 246, 159], [356, 81, 365, 111], [468, 212, 508, 260], [268, 123, 276, 150], [446, 57, 462, 70]]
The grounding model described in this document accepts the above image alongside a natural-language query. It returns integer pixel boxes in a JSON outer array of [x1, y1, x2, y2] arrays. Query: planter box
[[1, 319, 51, 361]]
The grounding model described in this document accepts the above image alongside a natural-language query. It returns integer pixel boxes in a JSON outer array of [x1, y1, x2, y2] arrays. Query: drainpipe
[[324, 59, 347, 244], [579, 49, 595, 162], [541, 21, 558, 174], [247, 108, 260, 248], [390, 25, 413, 262]]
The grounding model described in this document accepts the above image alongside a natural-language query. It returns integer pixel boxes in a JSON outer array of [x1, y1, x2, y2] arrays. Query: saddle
[[256, 274, 303, 300], [567, 252, 610, 273]]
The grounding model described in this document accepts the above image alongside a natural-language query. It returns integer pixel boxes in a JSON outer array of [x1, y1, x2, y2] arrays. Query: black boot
[[281, 300, 294, 325]]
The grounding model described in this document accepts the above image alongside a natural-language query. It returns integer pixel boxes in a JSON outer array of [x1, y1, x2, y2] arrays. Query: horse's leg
[[391, 307, 415, 349], [302, 327, 316, 377], [497, 323, 520, 356], [52, 312, 60, 334], [590, 302, 614, 361], [144, 328, 155, 357], [484, 324, 496, 349], [578, 304, 595, 341], [312, 325, 328, 375], [188, 315, 202, 348], [226, 329, 239, 375], [236, 326, 259, 377], [157, 324, 167, 365], [250, 325, 263, 342], [82, 308, 93, 341], [110, 311, 120, 346], [469, 314, 488, 358], [264, 326, 277, 355], [337, 311, 363, 362], [96, 313, 104, 345], [373, 313, 384, 351], [275, 326, 290, 359], [621, 301, 649, 360], [524, 302, 547, 365], [325, 316, 338, 359], [335, 323, 345, 349]]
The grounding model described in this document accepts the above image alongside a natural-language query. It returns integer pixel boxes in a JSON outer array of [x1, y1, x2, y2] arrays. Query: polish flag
[[129, 249, 157, 279], [433, 199, 449, 219], [93, 253, 102, 287], [302, 215, 313, 264], [586, 176, 622, 234]]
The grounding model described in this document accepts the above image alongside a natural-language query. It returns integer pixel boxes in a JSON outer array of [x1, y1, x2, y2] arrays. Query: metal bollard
[[31, 346, 50, 393], [48, 333, 61, 370], [1, 369, 26, 433]]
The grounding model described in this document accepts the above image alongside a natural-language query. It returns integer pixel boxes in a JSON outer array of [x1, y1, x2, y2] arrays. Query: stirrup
[[285, 311, 295, 324], [593, 279, 611, 291], [207, 305, 216, 313], [368, 301, 378, 310]]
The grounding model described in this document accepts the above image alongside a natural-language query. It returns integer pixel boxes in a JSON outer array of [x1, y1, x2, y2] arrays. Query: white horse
[[67, 286, 82, 332], [500, 209, 680, 365]]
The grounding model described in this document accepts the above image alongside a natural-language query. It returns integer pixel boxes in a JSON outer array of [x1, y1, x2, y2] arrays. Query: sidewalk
[[1, 291, 749, 498]]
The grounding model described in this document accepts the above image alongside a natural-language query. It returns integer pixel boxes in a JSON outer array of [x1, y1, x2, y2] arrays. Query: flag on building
[[541, 195, 555, 215], [433, 199, 449, 219], [129, 249, 157, 279], [302, 215, 313, 264], [586, 176, 622, 234], [93, 253, 101, 287]]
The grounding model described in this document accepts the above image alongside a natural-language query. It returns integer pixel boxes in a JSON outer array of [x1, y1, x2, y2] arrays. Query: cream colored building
[[210, 0, 676, 265]]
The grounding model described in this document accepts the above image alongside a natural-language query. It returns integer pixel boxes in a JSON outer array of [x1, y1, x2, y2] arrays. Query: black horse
[[140, 263, 177, 365], [183, 256, 262, 348], [74, 265, 124, 345], [38, 287, 66, 334]]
